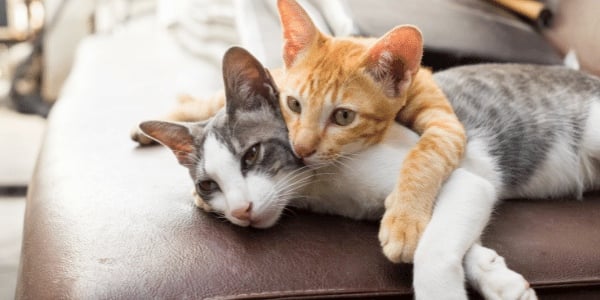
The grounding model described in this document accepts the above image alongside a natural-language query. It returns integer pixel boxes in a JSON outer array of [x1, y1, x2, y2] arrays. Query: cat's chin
[[225, 211, 282, 229], [251, 219, 278, 229], [228, 218, 251, 228], [250, 211, 282, 229]]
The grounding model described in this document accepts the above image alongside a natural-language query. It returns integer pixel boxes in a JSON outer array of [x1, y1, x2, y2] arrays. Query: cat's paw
[[130, 125, 156, 146], [468, 246, 537, 300], [192, 189, 211, 212], [378, 206, 429, 263]]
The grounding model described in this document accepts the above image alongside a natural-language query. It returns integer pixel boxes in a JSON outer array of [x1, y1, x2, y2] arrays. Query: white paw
[[192, 189, 211, 212], [468, 247, 537, 300]]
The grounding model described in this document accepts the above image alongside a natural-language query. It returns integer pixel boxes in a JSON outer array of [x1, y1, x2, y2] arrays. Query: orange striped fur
[[279, 49, 466, 263], [276, 0, 465, 263], [133, 0, 467, 264]]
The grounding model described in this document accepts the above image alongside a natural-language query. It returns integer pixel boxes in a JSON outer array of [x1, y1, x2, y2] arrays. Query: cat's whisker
[[281, 207, 297, 217], [328, 153, 358, 172], [277, 168, 314, 186], [269, 180, 307, 202], [230, 119, 241, 137], [271, 178, 316, 201], [331, 157, 352, 171], [271, 167, 317, 192], [277, 176, 315, 194], [274, 165, 316, 185]]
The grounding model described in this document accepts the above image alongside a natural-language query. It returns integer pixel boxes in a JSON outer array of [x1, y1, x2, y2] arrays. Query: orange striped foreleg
[[379, 117, 465, 263], [378, 68, 467, 263], [395, 118, 466, 213]]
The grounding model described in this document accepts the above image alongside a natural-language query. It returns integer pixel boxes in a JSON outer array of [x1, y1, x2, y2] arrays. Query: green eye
[[243, 144, 261, 169], [198, 180, 219, 193], [332, 109, 356, 126], [287, 96, 301, 113]]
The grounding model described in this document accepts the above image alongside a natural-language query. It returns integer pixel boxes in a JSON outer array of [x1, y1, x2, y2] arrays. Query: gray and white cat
[[139, 47, 600, 300]]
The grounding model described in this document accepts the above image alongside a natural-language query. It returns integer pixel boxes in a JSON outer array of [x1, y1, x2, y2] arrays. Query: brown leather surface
[[483, 198, 600, 290], [17, 100, 600, 299], [17, 119, 414, 299], [15, 10, 599, 300], [17, 78, 600, 299]]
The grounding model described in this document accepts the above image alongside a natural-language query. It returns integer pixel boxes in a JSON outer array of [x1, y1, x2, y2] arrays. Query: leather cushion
[[16, 17, 600, 300]]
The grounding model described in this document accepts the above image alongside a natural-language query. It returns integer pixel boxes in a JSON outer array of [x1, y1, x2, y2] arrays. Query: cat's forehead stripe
[[207, 115, 238, 154]]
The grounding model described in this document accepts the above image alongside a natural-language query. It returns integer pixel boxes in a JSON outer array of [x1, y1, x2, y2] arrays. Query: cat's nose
[[294, 130, 318, 158], [231, 202, 253, 221], [294, 143, 316, 158]]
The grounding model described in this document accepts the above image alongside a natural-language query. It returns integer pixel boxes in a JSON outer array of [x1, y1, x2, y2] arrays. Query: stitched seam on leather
[[533, 279, 600, 288], [205, 288, 405, 300]]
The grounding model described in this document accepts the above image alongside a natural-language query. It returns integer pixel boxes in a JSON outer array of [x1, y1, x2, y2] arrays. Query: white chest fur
[[298, 99, 600, 218], [300, 125, 418, 220], [298, 124, 503, 220]]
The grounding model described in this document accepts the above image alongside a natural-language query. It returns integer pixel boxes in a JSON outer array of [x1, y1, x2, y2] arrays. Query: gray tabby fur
[[435, 64, 600, 198]]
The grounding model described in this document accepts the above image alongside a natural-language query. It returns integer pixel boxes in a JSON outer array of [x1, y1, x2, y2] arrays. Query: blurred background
[[0, 0, 599, 298]]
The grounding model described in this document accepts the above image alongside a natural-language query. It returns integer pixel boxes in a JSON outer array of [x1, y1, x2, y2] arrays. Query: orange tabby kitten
[[133, 0, 466, 263]]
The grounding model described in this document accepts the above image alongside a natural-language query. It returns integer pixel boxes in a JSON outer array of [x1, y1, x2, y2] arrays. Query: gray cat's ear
[[138, 121, 198, 166], [361, 25, 423, 98], [222, 46, 279, 116]]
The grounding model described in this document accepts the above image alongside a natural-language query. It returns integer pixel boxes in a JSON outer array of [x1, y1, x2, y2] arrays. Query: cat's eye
[[332, 109, 356, 126], [198, 180, 219, 193], [287, 96, 301, 114], [242, 144, 261, 169]]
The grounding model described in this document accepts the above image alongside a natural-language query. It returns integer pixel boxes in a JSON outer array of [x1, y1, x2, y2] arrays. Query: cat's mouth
[[227, 210, 282, 229], [301, 155, 325, 167]]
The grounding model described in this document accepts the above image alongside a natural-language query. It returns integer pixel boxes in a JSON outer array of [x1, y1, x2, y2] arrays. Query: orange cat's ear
[[362, 25, 423, 98], [277, 0, 319, 68], [138, 121, 198, 167]]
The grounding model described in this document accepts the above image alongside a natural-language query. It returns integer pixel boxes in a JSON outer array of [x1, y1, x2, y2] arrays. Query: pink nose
[[293, 143, 316, 158], [231, 202, 253, 221]]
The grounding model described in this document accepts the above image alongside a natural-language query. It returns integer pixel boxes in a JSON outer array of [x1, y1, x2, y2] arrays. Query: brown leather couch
[[16, 1, 600, 299]]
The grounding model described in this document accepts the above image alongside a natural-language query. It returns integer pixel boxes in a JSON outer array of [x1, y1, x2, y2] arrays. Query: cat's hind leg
[[464, 243, 537, 300], [413, 169, 498, 300]]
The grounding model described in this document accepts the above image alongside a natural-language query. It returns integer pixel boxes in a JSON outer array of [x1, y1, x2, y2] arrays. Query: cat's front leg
[[379, 69, 467, 263], [378, 138, 457, 263], [192, 188, 212, 212], [378, 191, 430, 263], [413, 169, 498, 300], [131, 91, 225, 145], [465, 243, 537, 300]]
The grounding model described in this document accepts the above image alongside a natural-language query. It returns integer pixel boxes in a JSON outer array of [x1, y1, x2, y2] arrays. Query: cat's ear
[[362, 25, 423, 98], [138, 121, 198, 167], [277, 0, 320, 68], [222, 47, 279, 115]]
